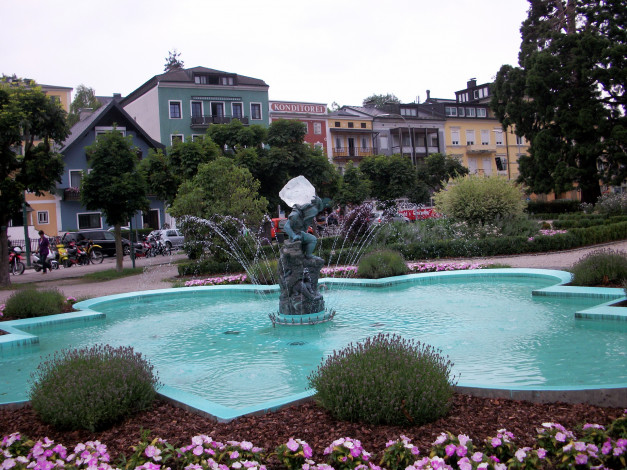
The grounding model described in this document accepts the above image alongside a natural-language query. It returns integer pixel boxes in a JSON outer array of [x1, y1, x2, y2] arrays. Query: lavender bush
[[2, 288, 66, 319], [307, 333, 456, 426], [569, 249, 627, 286], [29, 344, 161, 432]]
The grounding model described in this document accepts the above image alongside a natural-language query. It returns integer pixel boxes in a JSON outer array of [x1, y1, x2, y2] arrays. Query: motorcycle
[[32, 250, 60, 272], [79, 239, 104, 264], [58, 241, 89, 267], [133, 237, 154, 258], [8, 246, 25, 275]]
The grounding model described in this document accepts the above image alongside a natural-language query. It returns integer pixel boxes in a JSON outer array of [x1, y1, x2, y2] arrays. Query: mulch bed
[[0, 395, 623, 465]]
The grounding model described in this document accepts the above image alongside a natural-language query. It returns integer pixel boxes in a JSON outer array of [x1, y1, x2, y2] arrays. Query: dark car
[[61, 230, 132, 256]]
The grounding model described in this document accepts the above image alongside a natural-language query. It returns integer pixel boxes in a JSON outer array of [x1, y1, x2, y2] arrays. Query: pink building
[[269, 101, 328, 155]]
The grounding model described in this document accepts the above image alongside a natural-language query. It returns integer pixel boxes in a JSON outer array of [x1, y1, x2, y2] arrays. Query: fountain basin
[[1, 268, 626, 421]]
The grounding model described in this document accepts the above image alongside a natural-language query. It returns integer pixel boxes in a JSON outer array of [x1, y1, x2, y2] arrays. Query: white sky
[[2, 0, 529, 106]]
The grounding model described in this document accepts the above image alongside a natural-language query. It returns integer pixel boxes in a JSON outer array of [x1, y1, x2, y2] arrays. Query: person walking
[[38, 230, 51, 274]]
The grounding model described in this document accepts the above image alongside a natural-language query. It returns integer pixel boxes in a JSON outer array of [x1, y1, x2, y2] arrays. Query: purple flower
[[575, 454, 588, 465], [491, 437, 502, 448], [445, 444, 457, 457], [286, 439, 299, 452]]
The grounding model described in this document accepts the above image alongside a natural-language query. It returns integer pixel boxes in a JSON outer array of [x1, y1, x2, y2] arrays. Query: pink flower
[[286, 439, 299, 452], [445, 444, 457, 457], [575, 454, 588, 465]]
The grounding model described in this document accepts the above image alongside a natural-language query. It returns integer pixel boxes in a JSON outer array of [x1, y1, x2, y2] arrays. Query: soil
[[0, 396, 623, 466]]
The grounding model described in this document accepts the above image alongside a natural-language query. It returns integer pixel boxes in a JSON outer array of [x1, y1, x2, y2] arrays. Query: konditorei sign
[[270, 102, 327, 114]]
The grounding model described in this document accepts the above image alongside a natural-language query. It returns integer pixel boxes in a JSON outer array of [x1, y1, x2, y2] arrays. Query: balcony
[[333, 147, 374, 161], [190, 116, 249, 128], [63, 188, 80, 201], [467, 143, 496, 153]]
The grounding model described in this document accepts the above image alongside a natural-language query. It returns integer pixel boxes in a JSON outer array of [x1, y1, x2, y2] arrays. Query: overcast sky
[[2, 0, 530, 106]]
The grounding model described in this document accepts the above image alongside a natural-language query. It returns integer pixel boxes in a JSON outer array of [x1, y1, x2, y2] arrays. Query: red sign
[[270, 102, 326, 114]]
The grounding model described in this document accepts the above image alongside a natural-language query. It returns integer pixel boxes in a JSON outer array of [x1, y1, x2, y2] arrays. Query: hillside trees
[[491, 0, 627, 203], [0, 77, 69, 287]]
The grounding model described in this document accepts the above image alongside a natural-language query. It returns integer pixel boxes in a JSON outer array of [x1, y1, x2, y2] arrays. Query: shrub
[[2, 288, 66, 319], [29, 344, 161, 431], [595, 192, 627, 216], [178, 258, 243, 277], [308, 333, 456, 425], [433, 175, 526, 224], [570, 249, 627, 286], [357, 249, 407, 279], [526, 199, 581, 214]]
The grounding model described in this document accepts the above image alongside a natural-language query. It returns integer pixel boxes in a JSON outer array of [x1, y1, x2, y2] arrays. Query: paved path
[[1, 240, 626, 304]]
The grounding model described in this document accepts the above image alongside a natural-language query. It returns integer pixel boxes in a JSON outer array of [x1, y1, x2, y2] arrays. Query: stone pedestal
[[278, 240, 325, 315]]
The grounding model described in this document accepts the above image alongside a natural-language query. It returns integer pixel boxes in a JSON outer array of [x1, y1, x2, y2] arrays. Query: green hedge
[[553, 215, 627, 229], [526, 200, 581, 215]]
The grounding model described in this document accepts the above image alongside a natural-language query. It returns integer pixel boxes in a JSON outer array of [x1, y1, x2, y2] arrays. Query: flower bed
[[2, 411, 625, 469]]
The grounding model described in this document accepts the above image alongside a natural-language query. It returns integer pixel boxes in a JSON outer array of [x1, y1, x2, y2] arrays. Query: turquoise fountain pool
[[1, 269, 626, 420]]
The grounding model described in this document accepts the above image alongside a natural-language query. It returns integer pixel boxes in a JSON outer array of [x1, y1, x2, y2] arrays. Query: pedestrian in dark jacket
[[38, 230, 51, 274]]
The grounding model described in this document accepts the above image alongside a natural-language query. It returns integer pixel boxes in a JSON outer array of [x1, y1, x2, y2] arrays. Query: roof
[[121, 66, 269, 106], [61, 99, 164, 153]]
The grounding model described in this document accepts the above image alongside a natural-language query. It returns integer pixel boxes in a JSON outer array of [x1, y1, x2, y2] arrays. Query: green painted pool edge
[[1, 268, 626, 420]]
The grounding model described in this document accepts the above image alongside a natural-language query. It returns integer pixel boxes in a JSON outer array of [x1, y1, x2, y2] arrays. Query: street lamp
[[378, 113, 416, 165]]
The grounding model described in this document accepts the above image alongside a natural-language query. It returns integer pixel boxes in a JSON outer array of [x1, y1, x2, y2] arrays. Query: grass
[[80, 267, 145, 282]]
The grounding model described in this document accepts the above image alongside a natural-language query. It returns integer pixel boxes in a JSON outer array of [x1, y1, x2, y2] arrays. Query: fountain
[[270, 176, 335, 325]]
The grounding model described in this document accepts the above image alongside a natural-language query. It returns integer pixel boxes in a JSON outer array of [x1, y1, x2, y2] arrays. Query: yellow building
[[24, 83, 73, 237], [326, 109, 376, 172]]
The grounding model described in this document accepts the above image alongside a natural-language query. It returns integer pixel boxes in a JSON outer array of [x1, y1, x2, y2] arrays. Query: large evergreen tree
[[0, 77, 69, 287], [491, 0, 627, 203], [82, 129, 149, 272]]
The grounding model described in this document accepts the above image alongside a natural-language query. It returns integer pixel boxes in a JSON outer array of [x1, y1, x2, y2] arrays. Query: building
[[56, 97, 166, 232], [424, 78, 527, 181], [121, 67, 270, 146], [269, 101, 329, 154], [326, 108, 376, 172]]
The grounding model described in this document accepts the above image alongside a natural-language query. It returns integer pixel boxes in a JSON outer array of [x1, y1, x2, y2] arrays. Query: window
[[95, 126, 125, 138], [458, 107, 465, 117], [191, 134, 204, 142], [450, 129, 460, 146], [360, 122, 366, 129], [348, 122, 354, 128], [445, 106, 457, 117], [191, 101, 203, 117], [171, 134, 184, 145], [335, 137, 342, 149], [302, 122, 308, 133], [37, 211, 49, 224], [69, 170, 83, 188], [211, 102, 224, 117], [401, 108, 417, 116], [477, 108, 487, 118], [429, 134, 438, 147], [250, 103, 262, 120], [481, 130, 490, 145], [465, 130, 475, 145], [361, 137, 367, 148], [516, 135, 525, 145], [194, 75, 208, 84], [78, 212, 102, 230], [313, 122, 322, 134], [232, 102, 243, 118], [335, 122, 341, 127], [220, 76, 234, 85], [169, 101, 182, 119], [466, 108, 476, 117], [494, 129, 503, 146]]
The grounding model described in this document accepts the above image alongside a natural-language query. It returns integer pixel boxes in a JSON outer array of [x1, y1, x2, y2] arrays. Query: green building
[[121, 66, 269, 146]]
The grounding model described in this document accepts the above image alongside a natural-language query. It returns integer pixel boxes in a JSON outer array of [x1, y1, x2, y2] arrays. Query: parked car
[[270, 218, 288, 242], [369, 210, 410, 225], [148, 229, 185, 249], [398, 207, 439, 221], [61, 230, 132, 256]]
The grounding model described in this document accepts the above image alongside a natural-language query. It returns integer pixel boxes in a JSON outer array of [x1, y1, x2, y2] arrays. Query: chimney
[[113, 93, 121, 100], [467, 78, 477, 89], [426, 89, 431, 100], [79, 108, 93, 121]]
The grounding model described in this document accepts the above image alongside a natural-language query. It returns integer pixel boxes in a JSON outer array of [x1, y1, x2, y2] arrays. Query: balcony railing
[[191, 116, 249, 128], [63, 188, 80, 201], [467, 143, 496, 153], [333, 147, 374, 159]]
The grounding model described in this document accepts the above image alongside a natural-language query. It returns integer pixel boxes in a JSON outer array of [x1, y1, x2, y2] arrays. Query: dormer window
[[220, 77, 234, 85], [194, 75, 208, 84]]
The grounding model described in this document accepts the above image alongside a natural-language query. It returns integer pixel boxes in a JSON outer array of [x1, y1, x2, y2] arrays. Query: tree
[[168, 138, 221, 181], [67, 84, 101, 127], [164, 49, 184, 72], [169, 156, 268, 227], [335, 162, 371, 206], [362, 94, 400, 109], [491, 0, 627, 203], [81, 129, 149, 272], [360, 154, 418, 203], [207, 120, 267, 153], [416, 153, 469, 193], [0, 77, 69, 287], [138, 148, 179, 206]]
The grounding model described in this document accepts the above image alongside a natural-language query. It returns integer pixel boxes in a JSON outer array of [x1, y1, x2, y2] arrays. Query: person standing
[[38, 230, 51, 274]]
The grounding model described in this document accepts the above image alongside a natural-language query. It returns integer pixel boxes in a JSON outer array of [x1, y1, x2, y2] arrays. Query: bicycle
[[80, 239, 104, 264]]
